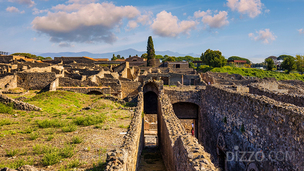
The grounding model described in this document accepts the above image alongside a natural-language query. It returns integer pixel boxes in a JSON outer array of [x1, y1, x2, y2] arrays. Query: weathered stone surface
[[0, 93, 41, 111]]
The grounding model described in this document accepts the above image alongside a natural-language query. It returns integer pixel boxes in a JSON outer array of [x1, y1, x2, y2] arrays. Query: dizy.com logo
[[226, 146, 295, 162]]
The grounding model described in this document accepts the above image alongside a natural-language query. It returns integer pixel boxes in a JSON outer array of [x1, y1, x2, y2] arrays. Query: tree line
[[11, 53, 52, 60], [265, 55, 304, 74]]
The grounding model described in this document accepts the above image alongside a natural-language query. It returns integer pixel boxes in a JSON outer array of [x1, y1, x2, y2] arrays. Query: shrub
[[67, 159, 82, 169], [29, 132, 39, 140], [41, 151, 62, 166], [9, 158, 34, 169], [61, 124, 77, 132], [71, 136, 83, 144], [0, 119, 18, 126], [36, 119, 66, 128], [47, 135, 54, 141], [59, 145, 74, 158], [0, 103, 14, 114], [6, 149, 18, 157], [73, 114, 106, 126]]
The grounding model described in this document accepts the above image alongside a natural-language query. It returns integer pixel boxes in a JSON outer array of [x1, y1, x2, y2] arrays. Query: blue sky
[[1, 0, 304, 63]]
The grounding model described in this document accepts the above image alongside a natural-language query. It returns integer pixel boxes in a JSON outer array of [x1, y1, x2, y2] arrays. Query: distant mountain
[[39, 48, 200, 59]]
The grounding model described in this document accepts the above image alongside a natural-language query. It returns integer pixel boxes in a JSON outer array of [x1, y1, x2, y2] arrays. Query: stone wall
[[17, 72, 56, 90], [0, 75, 17, 89], [0, 93, 41, 111], [59, 77, 98, 87], [121, 81, 141, 100], [201, 85, 304, 170], [158, 93, 218, 171], [105, 92, 144, 171], [249, 84, 304, 107]]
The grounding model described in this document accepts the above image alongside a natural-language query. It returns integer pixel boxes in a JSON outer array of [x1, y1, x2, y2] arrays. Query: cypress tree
[[147, 36, 155, 60]]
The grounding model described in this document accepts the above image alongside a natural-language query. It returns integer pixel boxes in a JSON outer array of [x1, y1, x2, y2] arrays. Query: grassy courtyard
[[0, 91, 133, 170]]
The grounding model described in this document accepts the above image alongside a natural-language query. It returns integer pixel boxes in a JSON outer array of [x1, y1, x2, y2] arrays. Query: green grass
[[61, 124, 77, 132], [36, 119, 67, 128], [24, 91, 91, 114], [1, 158, 34, 169], [73, 114, 106, 126], [34, 144, 74, 166], [208, 66, 304, 81], [46, 135, 54, 141], [28, 132, 39, 140], [119, 124, 129, 129], [5, 149, 18, 157], [71, 136, 83, 144], [0, 103, 14, 114], [0, 118, 18, 126]]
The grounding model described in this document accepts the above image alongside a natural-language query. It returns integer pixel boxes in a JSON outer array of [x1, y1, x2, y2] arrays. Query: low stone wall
[[249, 84, 304, 107], [105, 92, 144, 171], [0, 93, 41, 111], [164, 89, 201, 105], [158, 93, 218, 171], [201, 85, 304, 170]]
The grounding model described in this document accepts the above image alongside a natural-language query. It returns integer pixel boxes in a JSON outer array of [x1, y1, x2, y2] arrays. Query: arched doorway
[[144, 91, 158, 114], [143, 82, 159, 147], [172, 102, 199, 138]]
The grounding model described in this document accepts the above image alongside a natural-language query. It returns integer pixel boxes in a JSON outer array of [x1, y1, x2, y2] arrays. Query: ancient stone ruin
[[0, 55, 303, 171]]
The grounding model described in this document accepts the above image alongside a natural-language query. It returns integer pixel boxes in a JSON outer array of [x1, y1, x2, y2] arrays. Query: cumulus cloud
[[6, 6, 24, 13], [249, 29, 276, 44], [32, 8, 49, 15], [227, 0, 263, 18], [32, 2, 141, 44], [298, 29, 304, 34], [194, 10, 229, 28], [8, 0, 35, 7], [151, 11, 196, 37], [137, 11, 153, 25]]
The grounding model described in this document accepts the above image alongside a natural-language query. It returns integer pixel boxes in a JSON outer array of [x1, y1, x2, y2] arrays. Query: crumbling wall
[[158, 93, 218, 171], [201, 85, 304, 170], [0, 94, 41, 111], [121, 81, 141, 100], [17, 72, 56, 90], [58, 77, 98, 87], [0, 75, 17, 89], [105, 93, 144, 171], [249, 84, 304, 107]]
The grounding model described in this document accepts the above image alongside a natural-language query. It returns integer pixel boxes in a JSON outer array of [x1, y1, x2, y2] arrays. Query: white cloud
[[32, 37, 37, 41], [32, 8, 49, 15], [137, 11, 153, 25], [249, 29, 276, 44], [32, 2, 141, 44], [264, 9, 270, 13], [8, 0, 35, 7], [298, 29, 304, 34], [127, 20, 138, 30], [194, 10, 229, 28], [58, 42, 74, 47], [67, 0, 96, 4], [151, 11, 197, 37], [6, 6, 24, 13], [227, 0, 263, 18]]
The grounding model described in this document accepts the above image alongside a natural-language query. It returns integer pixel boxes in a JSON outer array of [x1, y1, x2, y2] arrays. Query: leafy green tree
[[11, 53, 48, 60], [163, 56, 176, 62], [141, 53, 148, 59], [45, 57, 52, 60], [228, 56, 251, 64], [111, 54, 117, 61], [200, 49, 227, 67], [189, 62, 196, 69], [155, 55, 164, 60], [147, 36, 155, 60], [278, 55, 294, 61], [281, 56, 296, 73], [296, 55, 304, 74], [265, 58, 276, 71]]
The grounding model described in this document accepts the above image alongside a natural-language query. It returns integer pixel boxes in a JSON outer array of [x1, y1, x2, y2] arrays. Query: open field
[[0, 91, 133, 170]]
